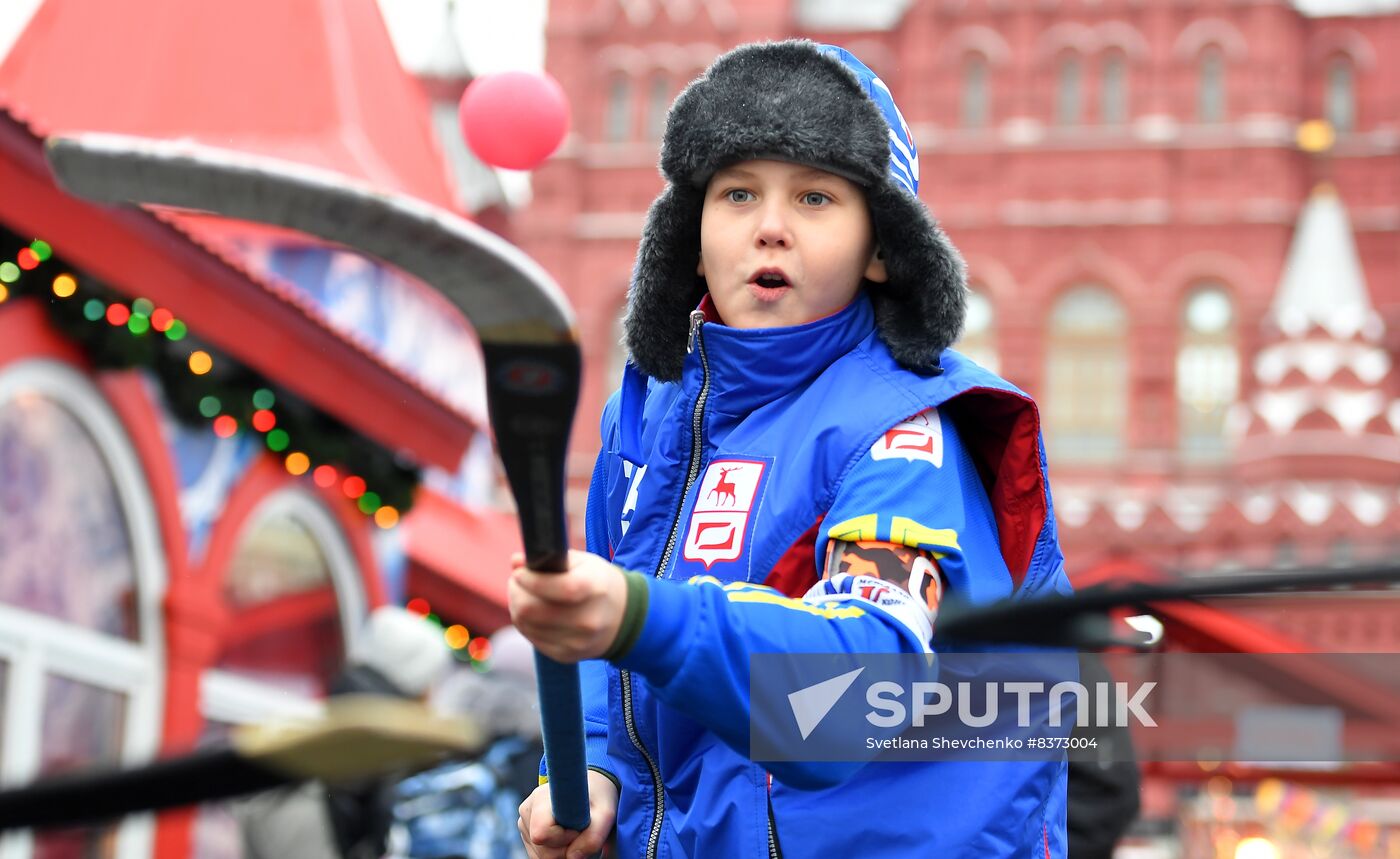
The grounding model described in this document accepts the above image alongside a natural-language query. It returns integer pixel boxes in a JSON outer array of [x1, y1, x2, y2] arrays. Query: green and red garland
[[0, 228, 419, 525]]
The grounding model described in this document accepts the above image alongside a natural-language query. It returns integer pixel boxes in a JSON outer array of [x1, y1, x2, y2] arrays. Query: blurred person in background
[[1066, 653, 1141, 859], [236, 606, 453, 859], [388, 626, 545, 859]]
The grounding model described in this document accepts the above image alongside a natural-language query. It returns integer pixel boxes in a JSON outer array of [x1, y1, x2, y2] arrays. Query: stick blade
[[236, 694, 487, 784], [44, 132, 576, 347]]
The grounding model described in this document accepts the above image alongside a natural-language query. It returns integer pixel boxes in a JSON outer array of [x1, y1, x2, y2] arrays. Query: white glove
[[803, 573, 934, 652]]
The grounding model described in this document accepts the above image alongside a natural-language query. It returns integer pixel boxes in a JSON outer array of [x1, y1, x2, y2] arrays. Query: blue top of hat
[[816, 44, 920, 197]]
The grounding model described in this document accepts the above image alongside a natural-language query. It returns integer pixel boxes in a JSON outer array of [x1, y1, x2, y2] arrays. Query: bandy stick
[[0, 696, 483, 830], [42, 133, 592, 832]]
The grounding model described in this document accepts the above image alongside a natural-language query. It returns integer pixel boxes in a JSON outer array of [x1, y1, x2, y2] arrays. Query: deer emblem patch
[[683, 459, 767, 570], [707, 467, 741, 507]]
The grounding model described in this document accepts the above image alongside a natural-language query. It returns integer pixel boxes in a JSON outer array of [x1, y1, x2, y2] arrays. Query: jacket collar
[[683, 291, 876, 416]]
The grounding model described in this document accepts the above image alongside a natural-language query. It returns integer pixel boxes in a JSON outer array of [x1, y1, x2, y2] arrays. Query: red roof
[[402, 491, 523, 632], [0, 104, 476, 470], [0, 0, 457, 210], [0, 0, 485, 470]]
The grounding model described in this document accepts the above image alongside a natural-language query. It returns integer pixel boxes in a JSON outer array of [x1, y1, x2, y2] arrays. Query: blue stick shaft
[[534, 653, 591, 831]]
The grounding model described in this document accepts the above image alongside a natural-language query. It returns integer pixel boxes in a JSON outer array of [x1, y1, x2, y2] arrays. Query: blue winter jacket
[[564, 294, 1072, 857]]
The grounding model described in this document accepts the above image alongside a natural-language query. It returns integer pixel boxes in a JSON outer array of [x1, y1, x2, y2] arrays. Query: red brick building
[[521, 0, 1399, 617], [515, 1, 1400, 850]]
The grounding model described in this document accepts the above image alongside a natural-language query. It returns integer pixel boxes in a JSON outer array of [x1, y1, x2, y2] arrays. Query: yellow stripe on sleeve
[[825, 514, 880, 542], [686, 575, 866, 618], [890, 517, 961, 553], [687, 577, 791, 595], [724, 590, 867, 619]]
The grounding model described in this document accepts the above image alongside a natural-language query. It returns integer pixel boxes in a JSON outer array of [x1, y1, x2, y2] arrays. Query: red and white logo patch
[[871, 408, 942, 467], [683, 459, 766, 569]]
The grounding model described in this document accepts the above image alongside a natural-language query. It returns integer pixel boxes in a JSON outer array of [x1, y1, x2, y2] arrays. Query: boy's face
[[698, 159, 887, 329]]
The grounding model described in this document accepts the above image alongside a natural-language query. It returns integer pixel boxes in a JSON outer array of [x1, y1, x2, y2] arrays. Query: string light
[[0, 284, 7, 303], [212, 415, 238, 438], [13, 243, 417, 528], [285, 452, 310, 476], [406, 598, 430, 616], [444, 625, 470, 649], [51, 274, 77, 298], [467, 638, 492, 662], [342, 476, 367, 499]]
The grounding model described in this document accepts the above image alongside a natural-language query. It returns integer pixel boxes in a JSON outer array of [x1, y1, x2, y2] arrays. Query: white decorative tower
[[1222, 181, 1400, 566]]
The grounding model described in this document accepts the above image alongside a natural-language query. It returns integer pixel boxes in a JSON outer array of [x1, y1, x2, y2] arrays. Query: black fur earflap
[[623, 184, 707, 383], [624, 40, 966, 381]]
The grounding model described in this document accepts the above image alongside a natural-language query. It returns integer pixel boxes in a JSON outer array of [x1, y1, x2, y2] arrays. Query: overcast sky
[[0, 0, 547, 75], [376, 0, 547, 77]]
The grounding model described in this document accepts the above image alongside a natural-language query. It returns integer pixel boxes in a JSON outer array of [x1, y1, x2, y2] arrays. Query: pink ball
[[458, 70, 571, 171]]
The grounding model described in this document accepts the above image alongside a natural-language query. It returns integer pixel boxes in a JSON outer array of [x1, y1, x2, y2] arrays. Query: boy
[[510, 41, 1072, 858]]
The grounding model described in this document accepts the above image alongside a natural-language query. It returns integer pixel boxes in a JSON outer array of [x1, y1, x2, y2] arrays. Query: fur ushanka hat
[[623, 40, 967, 381]]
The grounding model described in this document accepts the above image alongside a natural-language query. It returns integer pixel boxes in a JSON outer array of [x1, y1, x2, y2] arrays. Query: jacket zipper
[[768, 801, 781, 859], [622, 309, 711, 859]]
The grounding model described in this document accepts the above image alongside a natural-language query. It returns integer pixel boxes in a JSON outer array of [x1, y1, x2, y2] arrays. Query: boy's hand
[[509, 549, 628, 663], [518, 770, 619, 859]]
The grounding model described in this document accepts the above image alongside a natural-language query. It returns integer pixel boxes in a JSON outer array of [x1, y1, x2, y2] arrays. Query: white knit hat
[[351, 606, 452, 697], [486, 625, 536, 683]]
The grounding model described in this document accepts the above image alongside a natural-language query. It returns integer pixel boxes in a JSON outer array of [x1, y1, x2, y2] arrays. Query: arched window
[[1197, 46, 1227, 123], [1056, 53, 1083, 126], [605, 74, 632, 142], [961, 53, 989, 128], [956, 287, 999, 373], [192, 489, 364, 858], [1046, 286, 1129, 461], [207, 490, 364, 703], [0, 359, 166, 858], [1326, 56, 1355, 133], [1101, 52, 1129, 125], [0, 395, 138, 638], [1177, 284, 1237, 459], [646, 73, 671, 140]]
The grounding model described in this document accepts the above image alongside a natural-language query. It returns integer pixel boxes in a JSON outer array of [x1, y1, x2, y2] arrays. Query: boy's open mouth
[[748, 268, 792, 298]]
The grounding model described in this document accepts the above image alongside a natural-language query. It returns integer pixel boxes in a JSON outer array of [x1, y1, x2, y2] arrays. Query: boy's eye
[[725, 189, 755, 203], [802, 191, 831, 207]]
